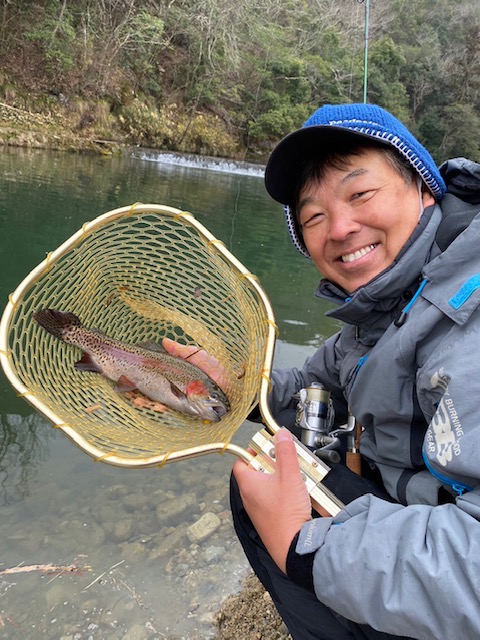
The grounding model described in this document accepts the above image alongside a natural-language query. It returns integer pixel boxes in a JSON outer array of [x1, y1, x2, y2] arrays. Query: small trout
[[33, 309, 230, 422]]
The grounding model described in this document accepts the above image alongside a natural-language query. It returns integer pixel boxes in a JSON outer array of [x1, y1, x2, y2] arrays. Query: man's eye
[[302, 213, 325, 229], [352, 189, 375, 202]]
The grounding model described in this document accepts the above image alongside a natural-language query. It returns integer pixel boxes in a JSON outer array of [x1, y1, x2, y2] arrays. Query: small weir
[[130, 149, 265, 178]]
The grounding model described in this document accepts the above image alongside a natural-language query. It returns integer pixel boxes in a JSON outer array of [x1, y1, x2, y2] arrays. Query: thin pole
[[363, 0, 370, 103]]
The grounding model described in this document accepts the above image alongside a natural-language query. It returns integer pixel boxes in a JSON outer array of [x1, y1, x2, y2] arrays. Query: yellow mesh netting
[[0, 204, 277, 467]]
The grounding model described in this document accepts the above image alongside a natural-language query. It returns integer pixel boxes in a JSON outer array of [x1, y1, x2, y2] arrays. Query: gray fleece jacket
[[272, 158, 480, 639]]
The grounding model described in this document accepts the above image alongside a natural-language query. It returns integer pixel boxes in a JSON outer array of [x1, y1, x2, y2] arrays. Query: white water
[[131, 149, 265, 178]]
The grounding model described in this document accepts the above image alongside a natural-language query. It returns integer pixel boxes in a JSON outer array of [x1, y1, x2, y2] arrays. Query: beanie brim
[[264, 125, 388, 207]]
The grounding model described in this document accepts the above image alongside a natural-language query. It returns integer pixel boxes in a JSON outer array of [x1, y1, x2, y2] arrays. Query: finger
[[232, 456, 254, 480], [162, 338, 228, 388], [191, 349, 219, 369], [162, 338, 199, 360], [274, 429, 302, 480], [232, 456, 268, 491]]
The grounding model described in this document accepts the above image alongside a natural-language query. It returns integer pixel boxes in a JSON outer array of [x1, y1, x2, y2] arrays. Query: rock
[[120, 540, 147, 560], [123, 493, 148, 511], [104, 484, 129, 499], [149, 527, 187, 560], [57, 518, 106, 548], [112, 518, 135, 542], [204, 545, 224, 563], [92, 503, 117, 526], [187, 512, 221, 543], [155, 492, 196, 525]]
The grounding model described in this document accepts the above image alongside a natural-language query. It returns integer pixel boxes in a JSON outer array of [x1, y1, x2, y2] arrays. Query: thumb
[[274, 429, 302, 480]]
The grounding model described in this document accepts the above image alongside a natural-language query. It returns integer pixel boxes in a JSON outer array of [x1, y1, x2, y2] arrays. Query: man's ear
[[421, 185, 436, 207]]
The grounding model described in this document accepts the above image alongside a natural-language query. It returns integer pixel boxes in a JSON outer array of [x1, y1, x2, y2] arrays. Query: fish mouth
[[203, 400, 229, 421], [211, 404, 229, 420], [200, 397, 230, 421]]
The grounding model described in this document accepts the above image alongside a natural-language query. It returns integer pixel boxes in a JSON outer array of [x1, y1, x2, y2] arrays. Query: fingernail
[[275, 428, 292, 443]]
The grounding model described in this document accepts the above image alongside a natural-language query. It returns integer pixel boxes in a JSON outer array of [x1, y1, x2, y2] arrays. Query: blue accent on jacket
[[422, 451, 474, 496], [449, 273, 480, 309]]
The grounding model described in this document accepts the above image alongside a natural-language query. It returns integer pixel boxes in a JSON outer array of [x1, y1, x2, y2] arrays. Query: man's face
[[297, 149, 435, 293]]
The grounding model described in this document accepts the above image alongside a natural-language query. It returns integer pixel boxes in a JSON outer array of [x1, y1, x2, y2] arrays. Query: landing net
[[0, 204, 277, 467]]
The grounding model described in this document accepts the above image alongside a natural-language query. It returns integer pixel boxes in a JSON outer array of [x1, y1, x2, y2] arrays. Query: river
[[0, 147, 339, 639]]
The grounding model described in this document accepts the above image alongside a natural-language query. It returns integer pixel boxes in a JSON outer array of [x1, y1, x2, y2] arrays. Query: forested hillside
[[0, 0, 479, 162]]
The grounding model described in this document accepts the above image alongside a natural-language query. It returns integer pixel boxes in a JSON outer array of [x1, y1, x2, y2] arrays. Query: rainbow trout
[[33, 309, 230, 422]]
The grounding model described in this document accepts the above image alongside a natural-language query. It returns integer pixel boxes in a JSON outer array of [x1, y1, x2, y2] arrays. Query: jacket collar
[[423, 201, 480, 325]]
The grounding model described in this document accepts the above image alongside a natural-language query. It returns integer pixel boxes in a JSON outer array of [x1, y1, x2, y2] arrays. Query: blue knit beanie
[[264, 103, 446, 257]]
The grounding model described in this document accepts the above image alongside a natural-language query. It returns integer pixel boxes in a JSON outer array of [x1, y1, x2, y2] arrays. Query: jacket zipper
[[422, 452, 473, 496]]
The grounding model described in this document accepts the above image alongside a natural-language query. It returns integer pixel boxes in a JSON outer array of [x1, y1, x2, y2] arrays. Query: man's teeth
[[341, 244, 376, 263]]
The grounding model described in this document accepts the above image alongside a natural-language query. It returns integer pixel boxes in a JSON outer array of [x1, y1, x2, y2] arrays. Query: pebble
[[187, 512, 222, 543]]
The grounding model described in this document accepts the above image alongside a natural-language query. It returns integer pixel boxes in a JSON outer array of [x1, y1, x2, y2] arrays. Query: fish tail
[[33, 309, 82, 340]]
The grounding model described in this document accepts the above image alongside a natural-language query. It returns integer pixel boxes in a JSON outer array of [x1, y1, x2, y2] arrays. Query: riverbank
[[0, 100, 124, 155], [214, 572, 291, 640], [0, 97, 259, 162]]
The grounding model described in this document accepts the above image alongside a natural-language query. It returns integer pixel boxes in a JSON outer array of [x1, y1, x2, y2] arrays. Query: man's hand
[[162, 338, 229, 389], [233, 428, 312, 574]]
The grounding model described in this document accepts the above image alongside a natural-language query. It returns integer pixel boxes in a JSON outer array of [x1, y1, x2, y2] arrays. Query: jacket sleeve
[[287, 493, 480, 639]]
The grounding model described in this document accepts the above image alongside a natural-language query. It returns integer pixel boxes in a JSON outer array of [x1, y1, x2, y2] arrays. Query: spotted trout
[[33, 309, 230, 422]]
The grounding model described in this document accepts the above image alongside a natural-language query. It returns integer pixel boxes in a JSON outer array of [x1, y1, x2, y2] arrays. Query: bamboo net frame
[[0, 204, 279, 468]]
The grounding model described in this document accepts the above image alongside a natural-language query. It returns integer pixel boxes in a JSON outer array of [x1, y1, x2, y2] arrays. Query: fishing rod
[[357, 0, 370, 103]]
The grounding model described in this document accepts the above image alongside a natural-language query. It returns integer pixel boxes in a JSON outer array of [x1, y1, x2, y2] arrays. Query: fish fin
[[131, 395, 168, 412], [185, 380, 209, 398], [136, 340, 166, 353], [169, 381, 187, 399], [74, 353, 103, 374], [115, 375, 139, 393]]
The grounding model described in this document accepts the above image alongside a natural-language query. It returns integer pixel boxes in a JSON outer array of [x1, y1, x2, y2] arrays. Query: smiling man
[[295, 147, 434, 293], [230, 104, 480, 640]]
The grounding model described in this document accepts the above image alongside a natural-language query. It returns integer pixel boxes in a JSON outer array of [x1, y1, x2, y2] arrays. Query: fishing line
[[228, 178, 242, 251]]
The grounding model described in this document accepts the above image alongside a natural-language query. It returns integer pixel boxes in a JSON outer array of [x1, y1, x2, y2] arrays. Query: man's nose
[[327, 210, 361, 241]]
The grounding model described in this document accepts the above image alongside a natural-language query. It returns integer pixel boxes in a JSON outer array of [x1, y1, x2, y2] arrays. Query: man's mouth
[[341, 244, 378, 264]]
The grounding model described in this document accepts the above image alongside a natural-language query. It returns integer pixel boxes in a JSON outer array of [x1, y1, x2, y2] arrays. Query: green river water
[[0, 147, 339, 639]]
